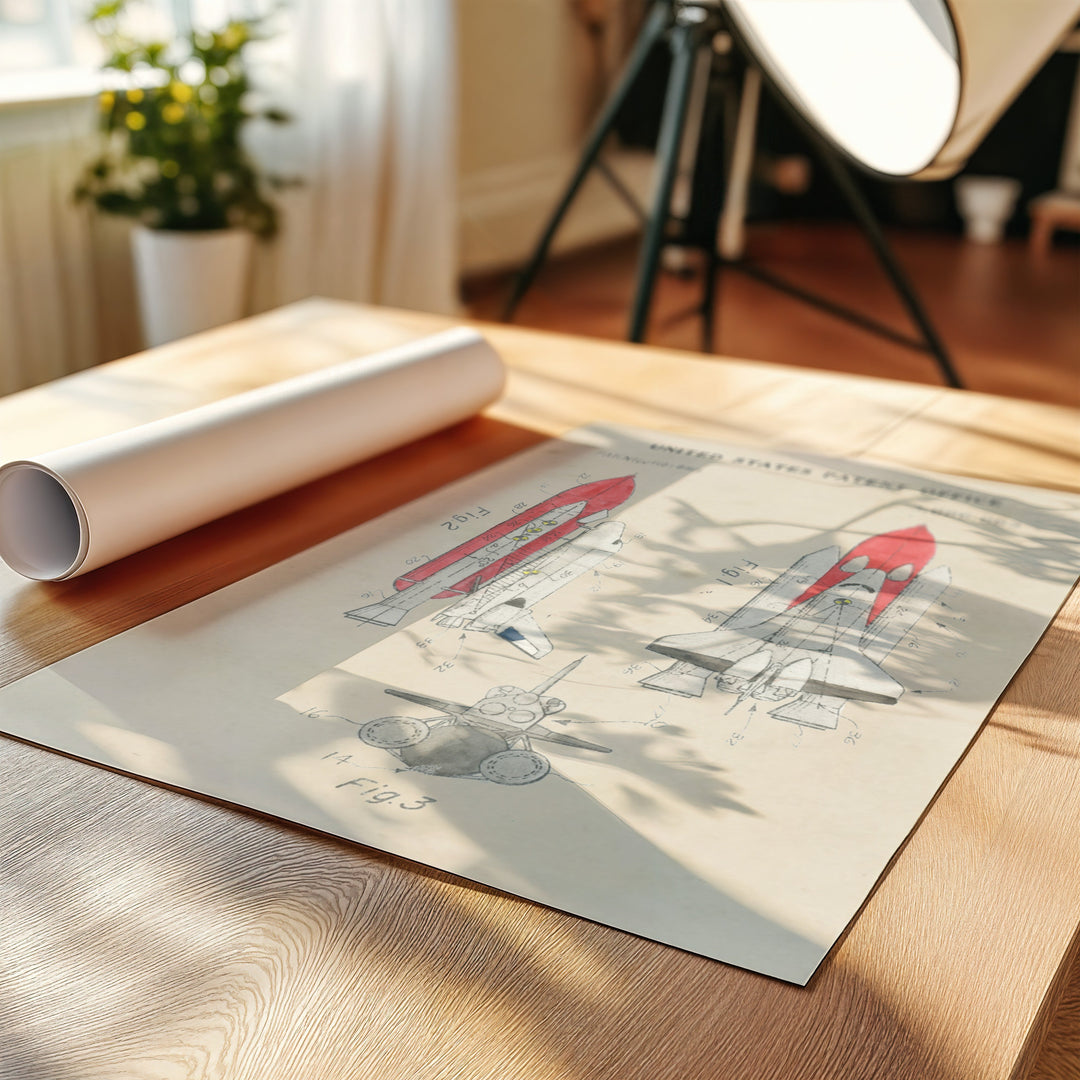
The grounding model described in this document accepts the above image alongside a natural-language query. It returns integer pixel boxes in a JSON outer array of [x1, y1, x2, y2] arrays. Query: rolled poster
[[0, 327, 504, 580]]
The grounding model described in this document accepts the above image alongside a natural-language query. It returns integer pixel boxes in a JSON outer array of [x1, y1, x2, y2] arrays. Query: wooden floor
[[466, 223, 1080, 409]]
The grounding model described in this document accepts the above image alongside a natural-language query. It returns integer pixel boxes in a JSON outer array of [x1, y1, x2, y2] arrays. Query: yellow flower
[[162, 102, 185, 124], [126, 88, 144, 104], [99, 91, 115, 111], [170, 82, 193, 103], [161, 160, 180, 178], [220, 24, 246, 50], [125, 112, 146, 131]]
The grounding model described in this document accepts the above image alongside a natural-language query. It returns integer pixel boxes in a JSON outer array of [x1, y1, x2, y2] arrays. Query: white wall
[[457, 0, 652, 276]]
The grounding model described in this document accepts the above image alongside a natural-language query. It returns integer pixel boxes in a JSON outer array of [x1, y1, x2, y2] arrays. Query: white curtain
[[0, 98, 137, 397], [0, 0, 459, 396], [251, 0, 460, 317]]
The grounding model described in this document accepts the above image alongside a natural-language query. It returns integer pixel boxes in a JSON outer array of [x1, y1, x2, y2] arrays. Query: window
[[0, 1, 258, 103]]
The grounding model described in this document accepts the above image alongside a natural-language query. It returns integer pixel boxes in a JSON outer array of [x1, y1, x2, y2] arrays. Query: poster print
[[1, 428, 1077, 984]]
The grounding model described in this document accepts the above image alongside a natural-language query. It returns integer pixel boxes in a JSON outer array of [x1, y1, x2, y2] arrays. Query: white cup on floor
[[954, 176, 1022, 244]]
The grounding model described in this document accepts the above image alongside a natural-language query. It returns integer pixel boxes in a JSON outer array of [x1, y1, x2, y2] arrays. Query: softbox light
[[724, 0, 1080, 179]]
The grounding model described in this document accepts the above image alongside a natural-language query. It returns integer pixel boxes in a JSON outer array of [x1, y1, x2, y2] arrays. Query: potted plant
[[75, 0, 289, 347]]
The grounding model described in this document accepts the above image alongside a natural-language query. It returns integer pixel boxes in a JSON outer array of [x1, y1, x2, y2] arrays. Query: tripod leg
[[717, 66, 761, 261], [814, 142, 964, 389], [502, 0, 671, 321], [628, 17, 707, 343], [701, 247, 719, 351], [662, 42, 713, 275], [700, 61, 746, 353]]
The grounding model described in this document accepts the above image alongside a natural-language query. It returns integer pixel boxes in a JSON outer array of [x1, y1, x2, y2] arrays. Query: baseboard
[[458, 148, 655, 277]]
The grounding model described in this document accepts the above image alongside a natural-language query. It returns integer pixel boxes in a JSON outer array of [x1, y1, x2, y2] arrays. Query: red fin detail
[[788, 526, 936, 623]]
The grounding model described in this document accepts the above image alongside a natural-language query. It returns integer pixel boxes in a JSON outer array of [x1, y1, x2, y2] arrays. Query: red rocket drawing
[[347, 475, 635, 626]]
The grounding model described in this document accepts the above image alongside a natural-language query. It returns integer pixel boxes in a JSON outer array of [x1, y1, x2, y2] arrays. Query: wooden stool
[[1028, 190, 1080, 255]]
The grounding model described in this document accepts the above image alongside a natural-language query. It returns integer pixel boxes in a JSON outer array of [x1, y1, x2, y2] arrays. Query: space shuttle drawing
[[640, 527, 951, 730], [433, 520, 626, 658], [346, 477, 635, 645]]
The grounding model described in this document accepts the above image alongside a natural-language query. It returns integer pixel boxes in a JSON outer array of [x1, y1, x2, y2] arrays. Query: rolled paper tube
[[0, 327, 505, 581]]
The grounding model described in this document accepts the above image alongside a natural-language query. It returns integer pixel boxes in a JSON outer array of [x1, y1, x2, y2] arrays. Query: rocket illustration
[[640, 527, 951, 730], [346, 476, 635, 628], [433, 520, 626, 658]]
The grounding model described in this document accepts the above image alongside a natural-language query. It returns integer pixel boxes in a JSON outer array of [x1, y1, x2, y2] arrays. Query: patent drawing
[[432, 520, 626, 658], [640, 527, 951, 730], [358, 657, 611, 784], [346, 476, 634, 628]]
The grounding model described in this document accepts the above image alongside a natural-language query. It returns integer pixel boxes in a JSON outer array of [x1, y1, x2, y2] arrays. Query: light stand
[[502, 0, 965, 389]]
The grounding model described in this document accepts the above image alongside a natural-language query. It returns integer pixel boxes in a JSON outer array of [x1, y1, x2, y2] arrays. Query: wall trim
[[458, 148, 655, 277]]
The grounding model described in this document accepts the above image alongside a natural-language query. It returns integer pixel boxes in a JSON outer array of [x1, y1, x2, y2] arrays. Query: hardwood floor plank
[[467, 223, 1080, 408]]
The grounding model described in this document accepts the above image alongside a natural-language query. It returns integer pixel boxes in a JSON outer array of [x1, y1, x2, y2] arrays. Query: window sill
[[0, 66, 166, 110], [0, 68, 106, 109]]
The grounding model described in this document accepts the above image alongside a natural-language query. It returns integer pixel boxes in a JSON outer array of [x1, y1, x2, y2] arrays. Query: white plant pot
[[131, 225, 254, 347]]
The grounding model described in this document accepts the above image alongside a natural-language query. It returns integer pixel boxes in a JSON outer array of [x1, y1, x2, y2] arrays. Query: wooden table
[[1, 298, 1078, 1080]]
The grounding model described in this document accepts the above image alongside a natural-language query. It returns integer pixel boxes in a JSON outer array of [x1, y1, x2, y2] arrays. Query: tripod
[[502, 0, 964, 390]]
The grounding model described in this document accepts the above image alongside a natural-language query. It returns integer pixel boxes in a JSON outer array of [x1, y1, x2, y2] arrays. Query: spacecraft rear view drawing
[[641, 527, 952, 730], [359, 657, 610, 785]]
